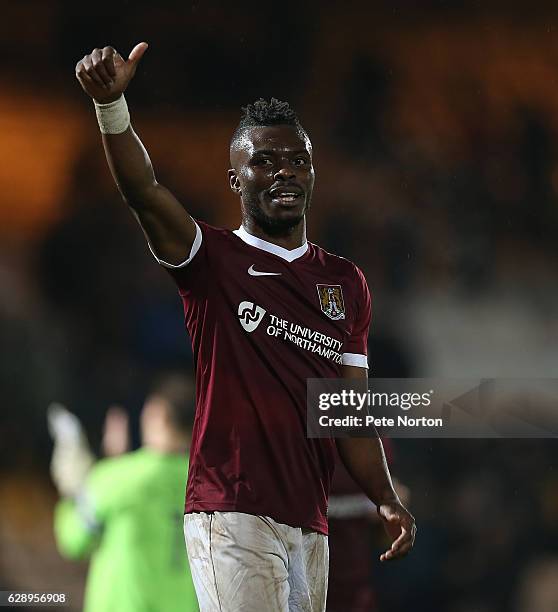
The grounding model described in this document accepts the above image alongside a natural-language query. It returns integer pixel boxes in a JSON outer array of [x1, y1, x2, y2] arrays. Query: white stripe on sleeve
[[148, 221, 202, 269], [341, 352, 368, 368]]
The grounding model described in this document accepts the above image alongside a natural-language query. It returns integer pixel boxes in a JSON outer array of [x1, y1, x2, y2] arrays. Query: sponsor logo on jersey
[[238, 301, 267, 332], [248, 265, 282, 277], [237, 300, 343, 364], [316, 284, 346, 320]]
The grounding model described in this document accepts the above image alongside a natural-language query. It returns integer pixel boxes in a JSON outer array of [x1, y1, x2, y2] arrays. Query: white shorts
[[183, 511, 329, 612]]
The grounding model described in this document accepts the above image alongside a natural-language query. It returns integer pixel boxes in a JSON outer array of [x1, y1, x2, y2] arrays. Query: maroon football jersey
[[155, 221, 371, 535]]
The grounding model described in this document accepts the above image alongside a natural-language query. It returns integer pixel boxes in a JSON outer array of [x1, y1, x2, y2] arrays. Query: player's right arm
[[54, 455, 128, 559], [75, 43, 196, 265], [54, 498, 98, 559]]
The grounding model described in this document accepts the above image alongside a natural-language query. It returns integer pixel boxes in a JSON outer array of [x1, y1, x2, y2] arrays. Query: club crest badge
[[316, 284, 346, 320]]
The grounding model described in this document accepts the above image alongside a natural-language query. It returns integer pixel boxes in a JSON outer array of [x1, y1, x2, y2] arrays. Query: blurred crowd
[[1, 2, 558, 611]]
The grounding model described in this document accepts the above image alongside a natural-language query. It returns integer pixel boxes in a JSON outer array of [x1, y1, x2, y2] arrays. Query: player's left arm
[[337, 365, 417, 562]]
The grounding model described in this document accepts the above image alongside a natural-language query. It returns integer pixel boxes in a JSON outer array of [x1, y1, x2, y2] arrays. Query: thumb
[[128, 42, 148, 65]]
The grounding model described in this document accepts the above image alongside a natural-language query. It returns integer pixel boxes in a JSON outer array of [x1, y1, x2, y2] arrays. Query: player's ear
[[228, 169, 242, 196]]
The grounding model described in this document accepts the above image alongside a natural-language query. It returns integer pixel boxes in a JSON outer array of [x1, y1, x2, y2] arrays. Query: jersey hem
[[184, 501, 329, 536]]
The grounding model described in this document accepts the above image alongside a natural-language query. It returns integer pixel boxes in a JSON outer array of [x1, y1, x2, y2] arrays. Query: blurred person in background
[[327, 440, 410, 612], [73, 40, 415, 611], [49, 373, 198, 612]]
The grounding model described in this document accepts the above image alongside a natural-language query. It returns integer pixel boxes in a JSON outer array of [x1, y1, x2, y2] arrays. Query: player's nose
[[274, 166, 296, 181]]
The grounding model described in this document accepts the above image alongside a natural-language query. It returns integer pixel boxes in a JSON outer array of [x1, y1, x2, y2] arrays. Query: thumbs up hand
[[75, 42, 148, 103]]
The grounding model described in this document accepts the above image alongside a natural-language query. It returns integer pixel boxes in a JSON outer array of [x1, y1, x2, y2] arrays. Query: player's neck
[[243, 218, 307, 251]]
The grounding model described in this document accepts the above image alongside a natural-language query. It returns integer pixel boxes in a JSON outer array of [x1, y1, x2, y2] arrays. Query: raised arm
[[337, 365, 417, 561], [75, 43, 196, 265]]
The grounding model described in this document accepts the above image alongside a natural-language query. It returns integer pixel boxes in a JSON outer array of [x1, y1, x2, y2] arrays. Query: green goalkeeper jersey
[[54, 448, 198, 612]]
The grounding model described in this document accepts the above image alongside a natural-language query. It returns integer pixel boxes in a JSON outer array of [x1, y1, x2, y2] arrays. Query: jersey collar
[[233, 225, 308, 262]]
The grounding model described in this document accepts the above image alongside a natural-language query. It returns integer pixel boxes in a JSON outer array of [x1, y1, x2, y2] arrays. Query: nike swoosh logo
[[248, 265, 282, 277]]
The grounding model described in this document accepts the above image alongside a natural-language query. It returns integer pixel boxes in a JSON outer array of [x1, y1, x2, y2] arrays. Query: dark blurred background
[[2, 1, 558, 611]]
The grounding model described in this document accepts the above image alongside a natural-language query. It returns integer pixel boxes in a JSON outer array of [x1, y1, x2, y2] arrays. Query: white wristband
[[94, 95, 130, 134]]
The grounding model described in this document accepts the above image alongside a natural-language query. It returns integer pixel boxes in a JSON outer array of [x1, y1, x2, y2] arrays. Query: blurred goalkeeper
[[48, 374, 198, 612]]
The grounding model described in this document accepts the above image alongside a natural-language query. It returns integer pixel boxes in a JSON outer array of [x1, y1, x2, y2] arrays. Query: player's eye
[[254, 157, 273, 166], [293, 157, 308, 166]]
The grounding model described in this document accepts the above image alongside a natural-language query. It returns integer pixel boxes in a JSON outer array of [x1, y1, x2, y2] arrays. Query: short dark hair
[[149, 372, 195, 433], [230, 98, 309, 150]]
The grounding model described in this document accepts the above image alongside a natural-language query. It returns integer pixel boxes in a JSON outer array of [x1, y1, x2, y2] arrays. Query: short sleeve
[[152, 220, 210, 295], [148, 221, 203, 270], [342, 266, 371, 369]]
